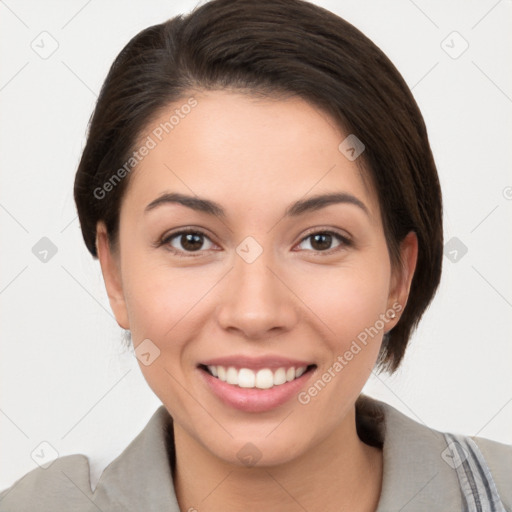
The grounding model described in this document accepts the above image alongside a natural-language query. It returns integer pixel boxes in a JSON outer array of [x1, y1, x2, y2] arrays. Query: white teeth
[[255, 369, 274, 389], [217, 366, 227, 382], [238, 368, 255, 388], [273, 367, 287, 385], [205, 365, 309, 389], [226, 367, 238, 385], [295, 367, 306, 378]]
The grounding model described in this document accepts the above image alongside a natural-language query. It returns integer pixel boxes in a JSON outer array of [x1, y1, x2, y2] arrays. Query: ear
[[386, 231, 418, 327], [96, 221, 130, 330]]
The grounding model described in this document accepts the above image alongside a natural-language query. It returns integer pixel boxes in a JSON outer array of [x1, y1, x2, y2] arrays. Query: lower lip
[[199, 367, 315, 413]]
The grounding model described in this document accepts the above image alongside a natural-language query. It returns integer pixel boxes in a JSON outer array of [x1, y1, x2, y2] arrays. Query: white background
[[1, 0, 511, 492]]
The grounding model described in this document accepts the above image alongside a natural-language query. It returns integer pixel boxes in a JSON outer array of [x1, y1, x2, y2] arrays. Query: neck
[[173, 405, 383, 512]]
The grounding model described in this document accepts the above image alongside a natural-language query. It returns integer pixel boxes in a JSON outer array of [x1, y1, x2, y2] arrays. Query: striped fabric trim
[[443, 432, 507, 512]]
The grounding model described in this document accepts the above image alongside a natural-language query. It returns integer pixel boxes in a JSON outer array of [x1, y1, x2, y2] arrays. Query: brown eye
[[161, 230, 215, 255], [297, 231, 351, 253], [178, 232, 204, 251]]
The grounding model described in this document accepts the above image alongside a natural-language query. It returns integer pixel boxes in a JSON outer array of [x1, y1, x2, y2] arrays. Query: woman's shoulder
[[469, 434, 512, 501], [0, 406, 179, 512], [359, 394, 512, 511], [0, 454, 95, 511], [471, 432, 512, 464], [2, 400, 509, 511]]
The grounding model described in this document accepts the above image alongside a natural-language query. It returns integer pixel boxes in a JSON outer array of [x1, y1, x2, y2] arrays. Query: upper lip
[[199, 355, 315, 371]]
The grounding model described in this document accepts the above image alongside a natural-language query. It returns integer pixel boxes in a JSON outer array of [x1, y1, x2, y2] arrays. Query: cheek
[[120, 253, 220, 364], [293, 259, 391, 345], [119, 237, 194, 336], [123, 272, 195, 344], [121, 268, 201, 409], [290, 265, 390, 418]]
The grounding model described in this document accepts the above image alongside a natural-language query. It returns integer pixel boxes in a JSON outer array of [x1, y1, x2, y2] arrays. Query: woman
[[1, 0, 510, 510]]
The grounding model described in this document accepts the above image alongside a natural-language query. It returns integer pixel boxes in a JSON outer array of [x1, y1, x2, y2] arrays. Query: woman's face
[[97, 90, 416, 466]]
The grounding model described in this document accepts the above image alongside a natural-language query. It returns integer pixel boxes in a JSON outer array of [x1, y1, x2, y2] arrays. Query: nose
[[215, 247, 299, 340]]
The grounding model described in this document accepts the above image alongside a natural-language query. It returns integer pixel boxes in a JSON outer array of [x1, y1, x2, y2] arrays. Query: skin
[[96, 90, 417, 512]]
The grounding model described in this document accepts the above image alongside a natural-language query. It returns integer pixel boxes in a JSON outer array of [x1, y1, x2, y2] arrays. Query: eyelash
[[157, 228, 353, 258]]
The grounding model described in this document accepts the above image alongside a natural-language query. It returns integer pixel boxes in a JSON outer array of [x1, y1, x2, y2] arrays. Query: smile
[[197, 358, 317, 412], [202, 365, 312, 389]]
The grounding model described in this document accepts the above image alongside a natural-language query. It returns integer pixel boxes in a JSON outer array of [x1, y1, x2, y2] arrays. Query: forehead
[[122, 90, 380, 223]]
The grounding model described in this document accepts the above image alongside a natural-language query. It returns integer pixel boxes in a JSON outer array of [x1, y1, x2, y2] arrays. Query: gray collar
[[373, 397, 462, 511], [91, 395, 462, 511]]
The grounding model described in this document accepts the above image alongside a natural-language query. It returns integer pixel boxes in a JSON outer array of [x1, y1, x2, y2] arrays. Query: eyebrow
[[144, 191, 369, 218]]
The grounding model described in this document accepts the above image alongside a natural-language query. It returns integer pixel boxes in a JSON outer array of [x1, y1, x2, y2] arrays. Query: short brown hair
[[74, 0, 443, 374]]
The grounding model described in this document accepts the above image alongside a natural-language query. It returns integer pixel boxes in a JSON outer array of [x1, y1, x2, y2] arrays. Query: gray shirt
[[1, 394, 510, 511]]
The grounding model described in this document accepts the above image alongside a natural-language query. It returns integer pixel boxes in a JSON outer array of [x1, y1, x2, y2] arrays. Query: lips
[[197, 356, 316, 412]]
